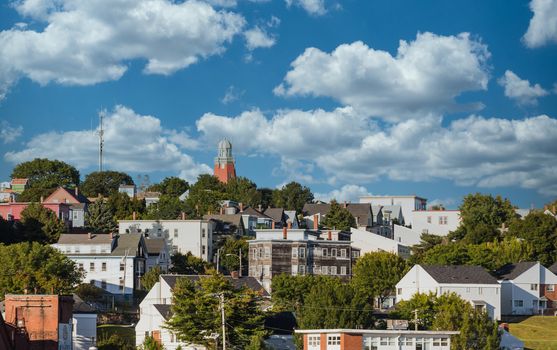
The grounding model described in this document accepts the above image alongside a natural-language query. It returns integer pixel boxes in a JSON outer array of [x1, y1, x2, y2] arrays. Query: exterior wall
[[147, 250, 170, 272], [393, 225, 422, 246], [72, 314, 97, 350], [70, 208, 86, 227], [503, 263, 557, 315], [214, 162, 236, 183], [411, 210, 461, 236], [44, 188, 80, 204], [119, 220, 213, 262], [350, 228, 411, 259], [241, 214, 258, 233], [341, 333, 362, 349], [360, 196, 427, 226], [0, 202, 71, 222]]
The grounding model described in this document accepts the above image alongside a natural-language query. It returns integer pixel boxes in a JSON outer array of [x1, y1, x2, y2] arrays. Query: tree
[[452, 193, 517, 244], [271, 274, 327, 312], [20, 202, 66, 243], [508, 211, 557, 266], [141, 266, 162, 291], [75, 283, 105, 302], [219, 237, 249, 275], [107, 191, 146, 220], [0, 216, 20, 244], [258, 188, 274, 209], [97, 334, 135, 350], [225, 177, 261, 207], [166, 272, 267, 349], [186, 174, 226, 216], [170, 252, 210, 275], [139, 336, 164, 350], [417, 243, 471, 266], [272, 182, 314, 213], [352, 251, 408, 307], [87, 200, 117, 233], [410, 233, 443, 259], [321, 200, 356, 231], [148, 176, 189, 198], [81, 171, 134, 197], [144, 195, 190, 220], [0, 242, 82, 298], [12, 158, 80, 201]]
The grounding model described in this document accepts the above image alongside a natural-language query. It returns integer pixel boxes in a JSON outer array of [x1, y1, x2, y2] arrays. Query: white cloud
[[275, 32, 490, 121], [0, 0, 245, 100], [315, 184, 370, 203], [4, 105, 211, 182], [523, 0, 557, 48], [221, 85, 245, 104], [285, 0, 326, 16], [498, 70, 549, 106], [0, 120, 23, 144], [244, 26, 276, 50]]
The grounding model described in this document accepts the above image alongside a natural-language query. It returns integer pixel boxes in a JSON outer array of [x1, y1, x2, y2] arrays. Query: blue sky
[[0, 0, 556, 209]]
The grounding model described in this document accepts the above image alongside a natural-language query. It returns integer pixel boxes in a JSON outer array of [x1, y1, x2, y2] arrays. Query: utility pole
[[216, 248, 221, 273], [239, 248, 242, 277], [97, 110, 105, 172], [413, 309, 419, 331], [220, 293, 226, 350]]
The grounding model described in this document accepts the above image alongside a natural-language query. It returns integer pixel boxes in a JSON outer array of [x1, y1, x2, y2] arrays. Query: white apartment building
[[411, 210, 461, 236], [396, 265, 501, 320], [119, 219, 213, 262], [72, 295, 98, 350], [350, 228, 411, 259], [52, 233, 147, 296], [360, 195, 427, 226]]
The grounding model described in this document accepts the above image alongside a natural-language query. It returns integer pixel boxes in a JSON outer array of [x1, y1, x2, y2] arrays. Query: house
[[350, 228, 411, 259], [137, 191, 161, 207], [0, 201, 72, 223], [203, 214, 246, 237], [284, 210, 300, 229], [118, 184, 136, 198], [72, 294, 98, 350], [550, 262, 557, 275], [264, 207, 288, 228], [359, 195, 427, 226], [295, 329, 458, 350], [0, 190, 17, 203], [494, 261, 557, 315], [242, 206, 274, 228], [43, 187, 90, 228], [248, 227, 360, 292], [378, 205, 404, 226], [411, 210, 461, 236], [10, 178, 28, 194], [145, 238, 170, 272], [52, 233, 148, 297], [135, 274, 267, 349], [396, 265, 501, 320], [303, 202, 374, 230], [119, 219, 213, 262], [393, 224, 422, 246]]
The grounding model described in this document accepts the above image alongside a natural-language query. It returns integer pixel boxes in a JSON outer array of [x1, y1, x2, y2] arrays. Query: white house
[[118, 219, 213, 262], [396, 265, 501, 320], [350, 228, 411, 259], [393, 225, 422, 246], [136, 274, 268, 349], [144, 238, 170, 272], [52, 233, 147, 297], [410, 210, 460, 236], [118, 184, 136, 197], [495, 261, 557, 316], [72, 295, 97, 350], [360, 195, 427, 226]]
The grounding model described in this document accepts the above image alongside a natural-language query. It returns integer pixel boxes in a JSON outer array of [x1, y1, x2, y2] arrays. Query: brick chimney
[[287, 221, 292, 229], [88, 232, 92, 240], [132, 211, 136, 220], [283, 227, 288, 239], [271, 221, 275, 229], [239, 203, 244, 212], [328, 230, 332, 240], [75, 187, 79, 197], [313, 214, 319, 230]]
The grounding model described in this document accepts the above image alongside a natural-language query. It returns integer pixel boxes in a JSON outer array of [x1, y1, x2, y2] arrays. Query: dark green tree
[[0, 242, 82, 298], [410, 233, 443, 260], [257, 188, 274, 209], [321, 200, 356, 231], [141, 266, 162, 291], [271, 274, 328, 312], [186, 174, 226, 216], [12, 158, 80, 201], [418, 243, 471, 266], [0, 216, 20, 244], [144, 195, 190, 220], [107, 192, 146, 220], [148, 176, 189, 198], [351, 251, 408, 307], [165, 272, 267, 349], [170, 252, 210, 275], [20, 202, 66, 243], [507, 211, 557, 266], [97, 334, 135, 350], [272, 181, 314, 213], [225, 177, 261, 207], [138, 336, 164, 350], [219, 236, 249, 275], [81, 171, 134, 197], [75, 283, 105, 302], [86, 200, 117, 233]]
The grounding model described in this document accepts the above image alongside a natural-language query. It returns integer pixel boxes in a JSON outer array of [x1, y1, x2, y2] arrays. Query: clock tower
[[214, 138, 236, 183]]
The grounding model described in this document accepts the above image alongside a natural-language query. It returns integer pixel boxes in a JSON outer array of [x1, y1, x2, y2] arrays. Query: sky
[[0, 0, 556, 209]]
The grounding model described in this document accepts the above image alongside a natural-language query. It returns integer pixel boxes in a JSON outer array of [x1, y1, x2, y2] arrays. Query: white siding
[[350, 228, 410, 259], [411, 211, 461, 236], [72, 313, 97, 350]]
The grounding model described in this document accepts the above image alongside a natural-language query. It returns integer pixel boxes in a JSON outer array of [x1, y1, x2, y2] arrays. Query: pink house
[[0, 202, 72, 222]]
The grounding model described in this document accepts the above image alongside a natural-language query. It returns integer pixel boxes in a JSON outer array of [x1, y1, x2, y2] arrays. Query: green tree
[[272, 182, 314, 213], [97, 334, 135, 350], [12, 158, 80, 201], [321, 200, 356, 231], [144, 195, 190, 220], [20, 202, 66, 243], [186, 174, 226, 216], [139, 336, 165, 350], [507, 211, 557, 266], [352, 251, 408, 307], [0, 216, 20, 244], [75, 283, 105, 302], [148, 176, 190, 198], [418, 243, 471, 266], [81, 171, 134, 197], [271, 274, 327, 312], [170, 252, 210, 275], [141, 266, 162, 291], [219, 237, 249, 275], [166, 272, 267, 349], [225, 177, 261, 207], [258, 188, 274, 209], [0, 242, 82, 298], [410, 233, 443, 260], [107, 191, 146, 220], [86, 200, 117, 233], [467, 238, 534, 270]]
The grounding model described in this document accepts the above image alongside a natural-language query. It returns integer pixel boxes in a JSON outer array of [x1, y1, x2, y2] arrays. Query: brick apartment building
[[248, 227, 360, 292]]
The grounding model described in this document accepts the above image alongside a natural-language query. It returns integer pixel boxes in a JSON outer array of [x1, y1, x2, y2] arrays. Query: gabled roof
[[421, 265, 499, 285], [548, 262, 557, 275], [145, 238, 166, 255], [11, 178, 28, 185], [43, 187, 90, 204], [154, 304, 173, 321], [73, 294, 97, 314], [160, 274, 269, 297], [303, 203, 372, 225], [112, 234, 143, 256], [203, 214, 244, 228], [303, 203, 330, 216], [57, 233, 113, 245], [243, 207, 272, 220], [494, 262, 538, 280], [264, 208, 285, 222]]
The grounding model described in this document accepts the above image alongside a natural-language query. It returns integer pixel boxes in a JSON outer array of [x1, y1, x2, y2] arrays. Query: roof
[[154, 304, 173, 321], [303, 203, 330, 216], [137, 191, 161, 199], [303, 203, 372, 224], [203, 214, 244, 227], [264, 208, 285, 222], [242, 207, 272, 219], [381, 205, 402, 217], [111, 234, 143, 256], [43, 187, 90, 204], [549, 262, 557, 275], [144, 238, 166, 255], [57, 233, 113, 245], [515, 208, 532, 218], [494, 262, 538, 280], [72, 294, 97, 314], [421, 265, 499, 284], [11, 178, 28, 185], [295, 329, 458, 336], [160, 274, 269, 297]]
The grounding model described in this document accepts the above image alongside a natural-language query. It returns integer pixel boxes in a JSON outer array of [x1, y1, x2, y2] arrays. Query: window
[[514, 300, 524, 307], [78, 263, 84, 270], [264, 247, 271, 258], [120, 263, 125, 271], [299, 265, 305, 275], [327, 335, 341, 345], [380, 337, 394, 346], [322, 248, 328, 257], [363, 337, 378, 350], [202, 245, 206, 254], [439, 216, 448, 225], [308, 335, 320, 347], [547, 285, 555, 292], [397, 288, 402, 295], [89, 262, 95, 272], [299, 247, 306, 258], [119, 278, 125, 291], [292, 248, 298, 258], [331, 248, 337, 257], [202, 228, 206, 238], [322, 266, 329, 275], [427, 216, 432, 223], [340, 249, 347, 258], [101, 262, 107, 271], [478, 287, 483, 295], [291, 265, 298, 275], [531, 284, 538, 291], [174, 228, 178, 238], [340, 266, 347, 275], [330, 266, 337, 275], [252, 248, 258, 260], [352, 250, 360, 258], [258, 248, 263, 258]]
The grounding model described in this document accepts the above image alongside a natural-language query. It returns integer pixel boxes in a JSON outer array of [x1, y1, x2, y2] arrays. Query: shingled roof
[[57, 233, 113, 245], [264, 208, 285, 223], [421, 265, 499, 284], [548, 262, 557, 275], [243, 207, 273, 220], [154, 304, 173, 321], [161, 274, 269, 297], [144, 238, 166, 256], [494, 262, 538, 281], [303, 203, 372, 226], [111, 234, 143, 256]]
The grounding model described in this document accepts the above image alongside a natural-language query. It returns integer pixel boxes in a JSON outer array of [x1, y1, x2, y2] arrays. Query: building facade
[[411, 210, 461, 236], [43, 187, 90, 228], [214, 138, 236, 183], [350, 228, 411, 259], [359, 195, 427, 226]]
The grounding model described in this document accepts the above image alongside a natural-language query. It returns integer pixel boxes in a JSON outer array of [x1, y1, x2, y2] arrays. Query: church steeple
[[214, 138, 236, 183]]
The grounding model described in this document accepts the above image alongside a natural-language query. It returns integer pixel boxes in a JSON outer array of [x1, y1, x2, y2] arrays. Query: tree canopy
[[508, 211, 557, 266], [170, 252, 211, 275], [218, 236, 249, 275], [321, 200, 356, 231], [141, 266, 162, 291], [225, 177, 261, 207], [148, 176, 189, 198], [144, 195, 190, 220], [20, 202, 66, 243], [81, 171, 134, 197], [86, 200, 117, 233], [186, 174, 226, 216], [272, 181, 314, 213]]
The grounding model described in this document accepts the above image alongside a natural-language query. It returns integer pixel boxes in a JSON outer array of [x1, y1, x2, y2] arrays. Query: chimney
[[40, 196, 44, 203], [110, 232, 113, 239], [343, 201, 347, 208], [220, 207, 224, 215], [75, 187, 79, 196], [88, 232, 92, 240], [328, 231, 332, 240], [271, 221, 275, 229], [258, 204, 262, 212], [287, 221, 292, 229], [132, 211, 136, 220], [283, 227, 288, 239], [181, 212, 186, 220], [239, 203, 244, 212], [313, 214, 319, 230]]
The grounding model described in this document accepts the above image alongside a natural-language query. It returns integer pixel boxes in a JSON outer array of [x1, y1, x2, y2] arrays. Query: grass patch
[[508, 316, 557, 350], [97, 324, 135, 346]]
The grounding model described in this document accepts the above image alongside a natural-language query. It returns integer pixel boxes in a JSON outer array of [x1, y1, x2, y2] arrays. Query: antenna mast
[[98, 110, 105, 172]]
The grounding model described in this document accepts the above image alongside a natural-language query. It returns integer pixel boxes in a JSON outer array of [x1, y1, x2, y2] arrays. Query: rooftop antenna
[[97, 110, 106, 172]]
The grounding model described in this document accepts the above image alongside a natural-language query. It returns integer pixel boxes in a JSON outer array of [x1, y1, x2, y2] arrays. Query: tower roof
[[218, 138, 232, 149]]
